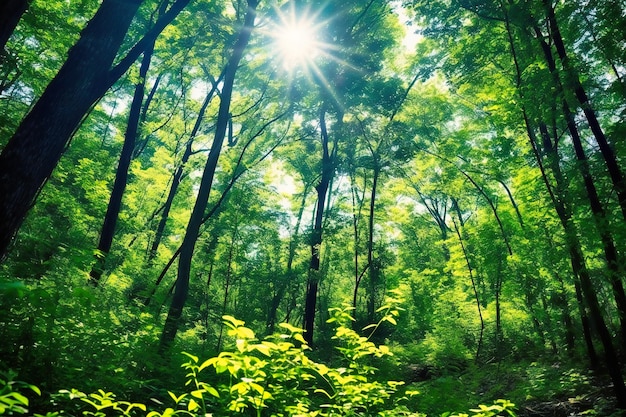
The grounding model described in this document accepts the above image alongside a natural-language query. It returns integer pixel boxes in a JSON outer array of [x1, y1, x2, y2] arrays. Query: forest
[[0, 0, 625, 415]]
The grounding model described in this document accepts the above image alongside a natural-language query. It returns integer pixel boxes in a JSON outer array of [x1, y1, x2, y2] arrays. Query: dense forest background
[[1, 0, 626, 415]]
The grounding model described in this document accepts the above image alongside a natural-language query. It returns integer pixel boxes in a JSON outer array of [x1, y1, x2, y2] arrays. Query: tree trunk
[[90, 36, 158, 284], [366, 165, 380, 323], [542, 0, 626, 221], [501, 0, 599, 368], [158, 0, 258, 353], [216, 223, 238, 352], [147, 71, 224, 264], [453, 217, 484, 363], [266, 185, 309, 335], [0, 0, 191, 261], [303, 106, 335, 345], [0, 0, 29, 54]]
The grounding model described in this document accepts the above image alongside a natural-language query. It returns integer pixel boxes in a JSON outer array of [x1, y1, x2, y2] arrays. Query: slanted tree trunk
[[542, 0, 626, 221], [531, 21, 626, 343], [90, 27, 161, 284], [501, 1, 598, 366], [158, 0, 258, 353], [147, 70, 224, 264], [0, 0, 191, 261], [453, 217, 484, 363], [0, 0, 29, 54]]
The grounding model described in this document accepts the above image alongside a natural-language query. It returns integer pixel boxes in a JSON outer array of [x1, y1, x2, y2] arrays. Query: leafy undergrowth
[[0, 305, 517, 417], [401, 360, 620, 417]]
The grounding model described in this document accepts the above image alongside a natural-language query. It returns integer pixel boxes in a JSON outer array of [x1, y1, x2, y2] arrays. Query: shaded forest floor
[[396, 359, 622, 416]]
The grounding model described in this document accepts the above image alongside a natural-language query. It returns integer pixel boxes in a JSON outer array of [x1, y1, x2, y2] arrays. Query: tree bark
[[90, 33, 158, 284], [0, 0, 191, 261], [266, 185, 309, 335], [147, 70, 224, 264], [542, 0, 626, 222], [303, 106, 336, 345], [158, 0, 258, 353], [366, 165, 380, 323], [0, 0, 29, 54]]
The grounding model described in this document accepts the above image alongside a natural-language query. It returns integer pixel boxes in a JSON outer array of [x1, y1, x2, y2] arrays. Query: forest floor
[[399, 359, 622, 416]]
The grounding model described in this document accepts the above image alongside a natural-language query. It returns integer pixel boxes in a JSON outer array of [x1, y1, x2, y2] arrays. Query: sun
[[276, 22, 318, 68], [271, 8, 323, 71]]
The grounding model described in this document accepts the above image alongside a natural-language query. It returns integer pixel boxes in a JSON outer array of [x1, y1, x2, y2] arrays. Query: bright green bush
[[1, 306, 516, 417]]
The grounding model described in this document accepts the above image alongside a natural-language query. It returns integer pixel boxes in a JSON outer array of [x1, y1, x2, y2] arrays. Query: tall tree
[[0, 0, 191, 261], [159, 0, 259, 352]]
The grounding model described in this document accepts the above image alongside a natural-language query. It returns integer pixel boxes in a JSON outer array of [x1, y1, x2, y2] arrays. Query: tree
[[159, 0, 259, 352], [0, 0, 29, 54], [0, 0, 191, 261]]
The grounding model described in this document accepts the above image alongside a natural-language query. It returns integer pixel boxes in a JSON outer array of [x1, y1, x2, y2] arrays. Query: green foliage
[[0, 371, 40, 415], [1, 312, 518, 417]]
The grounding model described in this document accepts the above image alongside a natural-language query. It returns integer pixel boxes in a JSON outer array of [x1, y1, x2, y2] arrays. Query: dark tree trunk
[[528, 115, 624, 403], [216, 224, 238, 352], [563, 98, 626, 348], [501, 2, 601, 369], [0, 0, 191, 261], [0, 0, 143, 261], [453, 218, 484, 363], [266, 185, 309, 335], [0, 0, 29, 54], [350, 167, 367, 312], [530, 14, 626, 352], [542, 0, 626, 221], [90, 37, 158, 284], [158, 0, 258, 353], [147, 71, 224, 264], [366, 165, 380, 324], [303, 106, 335, 345]]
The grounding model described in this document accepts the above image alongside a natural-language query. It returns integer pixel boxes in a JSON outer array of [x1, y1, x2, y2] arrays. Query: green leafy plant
[[0, 370, 41, 415], [44, 303, 516, 417]]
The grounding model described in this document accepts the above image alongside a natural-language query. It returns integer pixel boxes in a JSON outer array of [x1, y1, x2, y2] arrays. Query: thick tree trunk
[[0, 0, 191, 261], [0, 0, 29, 54], [0, 0, 143, 261], [158, 1, 258, 353], [90, 38, 157, 284]]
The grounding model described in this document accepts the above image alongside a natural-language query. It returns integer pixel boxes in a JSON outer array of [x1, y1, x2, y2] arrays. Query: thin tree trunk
[[366, 165, 380, 323], [303, 106, 335, 345], [266, 185, 309, 335], [147, 70, 225, 263], [350, 168, 367, 312], [453, 217, 484, 363], [216, 224, 238, 352], [542, 0, 626, 221], [501, 0, 599, 368], [90, 25, 161, 284], [158, 1, 258, 353]]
